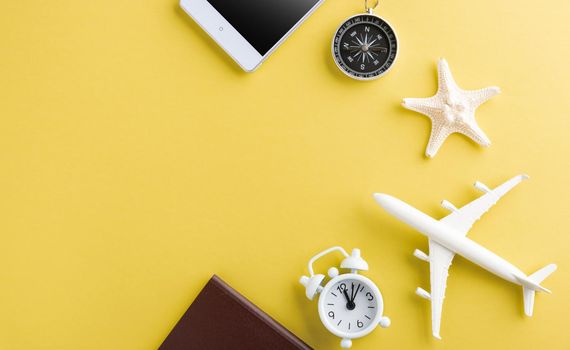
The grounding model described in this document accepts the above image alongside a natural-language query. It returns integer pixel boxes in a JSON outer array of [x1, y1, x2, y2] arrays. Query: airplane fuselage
[[378, 194, 528, 285]]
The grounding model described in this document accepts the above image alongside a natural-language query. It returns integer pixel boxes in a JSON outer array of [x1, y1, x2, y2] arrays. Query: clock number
[[337, 283, 347, 292], [328, 311, 335, 319], [366, 292, 374, 301], [357, 320, 364, 328]]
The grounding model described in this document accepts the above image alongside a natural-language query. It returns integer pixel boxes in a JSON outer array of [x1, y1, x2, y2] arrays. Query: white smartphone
[[180, 0, 324, 72]]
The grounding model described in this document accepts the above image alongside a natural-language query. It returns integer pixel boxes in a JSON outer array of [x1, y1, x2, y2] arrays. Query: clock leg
[[340, 338, 352, 348]]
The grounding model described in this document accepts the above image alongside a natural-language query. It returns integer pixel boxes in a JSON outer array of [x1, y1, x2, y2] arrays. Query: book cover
[[159, 275, 313, 350]]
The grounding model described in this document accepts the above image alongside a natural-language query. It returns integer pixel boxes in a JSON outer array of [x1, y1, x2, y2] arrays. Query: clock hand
[[351, 283, 362, 303], [343, 289, 355, 310], [343, 289, 351, 303]]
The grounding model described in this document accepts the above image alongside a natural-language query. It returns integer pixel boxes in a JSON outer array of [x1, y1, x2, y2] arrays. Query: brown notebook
[[159, 275, 313, 350]]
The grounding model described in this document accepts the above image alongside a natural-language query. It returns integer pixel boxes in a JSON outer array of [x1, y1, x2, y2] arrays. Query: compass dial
[[332, 14, 398, 80]]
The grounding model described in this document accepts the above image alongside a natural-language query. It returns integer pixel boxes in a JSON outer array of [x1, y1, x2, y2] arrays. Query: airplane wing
[[439, 174, 529, 235], [427, 239, 455, 340], [421, 174, 529, 339]]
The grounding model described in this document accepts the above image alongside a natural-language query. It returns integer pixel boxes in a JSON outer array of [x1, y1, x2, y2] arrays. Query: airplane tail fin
[[519, 264, 557, 316]]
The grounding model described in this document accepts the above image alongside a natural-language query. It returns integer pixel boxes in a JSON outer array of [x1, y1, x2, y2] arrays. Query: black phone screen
[[207, 0, 320, 55]]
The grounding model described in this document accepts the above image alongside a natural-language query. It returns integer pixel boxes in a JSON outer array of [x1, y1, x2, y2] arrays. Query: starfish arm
[[465, 86, 501, 108], [437, 58, 459, 94], [457, 121, 492, 147], [402, 97, 443, 119], [425, 123, 452, 158]]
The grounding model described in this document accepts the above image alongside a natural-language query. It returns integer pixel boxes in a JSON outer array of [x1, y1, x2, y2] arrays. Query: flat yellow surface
[[1, 0, 569, 349]]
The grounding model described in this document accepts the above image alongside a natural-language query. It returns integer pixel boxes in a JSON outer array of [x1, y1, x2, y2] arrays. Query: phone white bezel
[[179, 0, 324, 72]]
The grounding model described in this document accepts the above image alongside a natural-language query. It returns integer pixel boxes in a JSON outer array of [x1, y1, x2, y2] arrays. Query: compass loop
[[364, 0, 379, 13]]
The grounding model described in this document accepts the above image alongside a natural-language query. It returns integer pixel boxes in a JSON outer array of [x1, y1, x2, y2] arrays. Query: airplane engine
[[440, 200, 458, 212], [413, 249, 429, 262], [416, 287, 431, 300], [474, 181, 491, 193]]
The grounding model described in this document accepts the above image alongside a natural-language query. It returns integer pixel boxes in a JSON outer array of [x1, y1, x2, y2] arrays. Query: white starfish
[[402, 59, 501, 158]]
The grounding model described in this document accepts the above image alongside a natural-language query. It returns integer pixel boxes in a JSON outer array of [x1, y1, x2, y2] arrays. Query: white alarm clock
[[299, 247, 390, 349]]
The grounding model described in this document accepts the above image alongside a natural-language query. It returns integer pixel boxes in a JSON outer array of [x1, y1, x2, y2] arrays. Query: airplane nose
[[373, 193, 395, 208], [373, 193, 412, 220]]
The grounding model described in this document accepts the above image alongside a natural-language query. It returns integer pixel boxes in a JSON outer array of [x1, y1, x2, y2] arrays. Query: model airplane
[[373, 174, 556, 340]]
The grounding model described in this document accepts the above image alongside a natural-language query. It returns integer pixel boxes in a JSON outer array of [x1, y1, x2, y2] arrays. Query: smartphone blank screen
[[207, 0, 320, 56]]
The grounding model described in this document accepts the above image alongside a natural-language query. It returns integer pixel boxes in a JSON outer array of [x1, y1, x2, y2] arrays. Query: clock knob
[[327, 267, 339, 278], [379, 316, 391, 328], [299, 274, 325, 300], [340, 338, 352, 349], [340, 248, 369, 271]]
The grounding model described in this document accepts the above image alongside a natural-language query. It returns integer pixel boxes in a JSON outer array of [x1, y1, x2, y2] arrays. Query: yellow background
[[1, 0, 569, 349]]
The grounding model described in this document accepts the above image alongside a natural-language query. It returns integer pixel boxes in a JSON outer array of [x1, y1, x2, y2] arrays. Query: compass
[[332, 1, 398, 80]]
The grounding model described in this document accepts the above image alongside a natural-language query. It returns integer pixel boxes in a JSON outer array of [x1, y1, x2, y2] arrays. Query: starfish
[[402, 59, 500, 158]]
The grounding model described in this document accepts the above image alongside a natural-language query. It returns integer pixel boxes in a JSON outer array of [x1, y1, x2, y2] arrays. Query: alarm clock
[[299, 246, 390, 348]]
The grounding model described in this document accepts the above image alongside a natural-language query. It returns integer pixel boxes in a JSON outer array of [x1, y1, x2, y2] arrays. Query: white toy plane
[[373, 174, 556, 340]]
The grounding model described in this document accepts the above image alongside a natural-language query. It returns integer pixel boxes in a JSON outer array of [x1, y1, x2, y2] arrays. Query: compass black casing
[[332, 14, 398, 80]]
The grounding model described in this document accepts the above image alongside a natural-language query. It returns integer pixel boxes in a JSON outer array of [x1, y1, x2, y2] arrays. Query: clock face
[[332, 14, 398, 80], [318, 275, 382, 338]]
